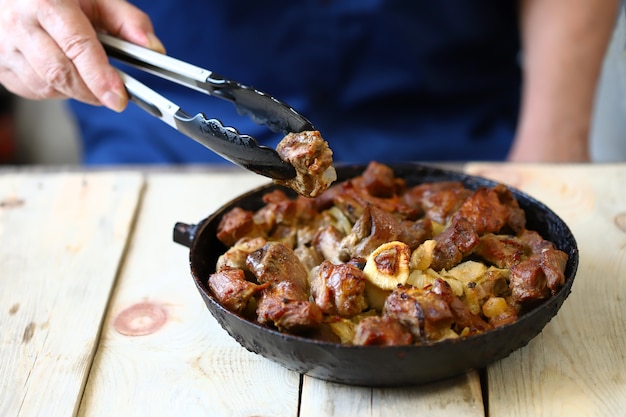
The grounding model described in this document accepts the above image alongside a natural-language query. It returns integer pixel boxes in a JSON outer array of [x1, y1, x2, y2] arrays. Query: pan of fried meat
[[173, 162, 578, 386]]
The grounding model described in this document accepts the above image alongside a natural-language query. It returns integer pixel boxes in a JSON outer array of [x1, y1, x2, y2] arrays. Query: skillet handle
[[173, 222, 199, 248]]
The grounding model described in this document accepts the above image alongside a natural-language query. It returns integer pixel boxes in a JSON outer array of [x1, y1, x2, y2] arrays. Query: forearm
[[509, 0, 619, 162]]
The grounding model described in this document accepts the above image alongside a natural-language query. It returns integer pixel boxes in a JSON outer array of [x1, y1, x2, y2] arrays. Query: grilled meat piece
[[255, 284, 323, 332], [510, 249, 568, 303], [247, 242, 322, 332], [383, 285, 454, 342], [353, 316, 413, 346], [253, 189, 298, 234], [430, 217, 480, 271], [294, 245, 324, 273], [518, 229, 557, 254], [311, 260, 368, 317], [328, 163, 418, 221], [216, 207, 260, 246], [313, 225, 346, 264], [358, 160, 405, 198], [510, 229, 568, 303], [208, 266, 268, 314], [274, 130, 336, 198], [399, 218, 433, 251], [253, 190, 320, 235], [419, 185, 472, 225], [428, 185, 526, 271], [473, 233, 526, 269], [455, 184, 526, 236], [340, 205, 403, 259]]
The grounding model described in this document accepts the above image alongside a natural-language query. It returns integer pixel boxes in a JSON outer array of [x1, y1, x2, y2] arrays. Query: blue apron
[[70, 0, 521, 164]]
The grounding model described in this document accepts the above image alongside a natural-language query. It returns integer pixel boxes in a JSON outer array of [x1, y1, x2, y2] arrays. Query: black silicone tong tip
[[209, 80, 315, 134], [174, 111, 297, 180]]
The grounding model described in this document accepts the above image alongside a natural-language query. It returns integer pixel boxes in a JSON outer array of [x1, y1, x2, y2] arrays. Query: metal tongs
[[99, 33, 314, 180]]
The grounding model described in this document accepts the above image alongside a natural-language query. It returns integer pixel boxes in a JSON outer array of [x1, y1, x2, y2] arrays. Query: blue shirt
[[70, 0, 521, 165]]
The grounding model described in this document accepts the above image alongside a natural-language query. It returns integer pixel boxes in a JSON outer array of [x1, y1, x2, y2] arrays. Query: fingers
[[21, 24, 106, 106], [0, 60, 66, 101], [0, 0, 163, 111], [35, 1, 129, 111], [0, 41, 64, 100], [91, 0, 166, 53]]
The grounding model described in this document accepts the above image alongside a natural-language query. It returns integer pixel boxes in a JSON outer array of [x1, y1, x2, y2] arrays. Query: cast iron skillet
[[173, 163, 578, 387]]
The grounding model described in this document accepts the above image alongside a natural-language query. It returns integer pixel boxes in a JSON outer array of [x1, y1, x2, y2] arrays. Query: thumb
[[89, 0, 165, 53]]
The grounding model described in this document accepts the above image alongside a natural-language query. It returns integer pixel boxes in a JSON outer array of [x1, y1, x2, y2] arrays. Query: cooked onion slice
[[363, 241, 411, 290]]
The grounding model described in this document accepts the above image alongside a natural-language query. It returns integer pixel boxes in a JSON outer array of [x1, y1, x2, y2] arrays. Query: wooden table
[[1, 163, 624, 417]]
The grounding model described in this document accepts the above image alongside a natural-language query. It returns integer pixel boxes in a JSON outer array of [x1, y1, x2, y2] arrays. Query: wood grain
[[300, 371, 484, 417], [76, 172, 303, 417], [0, 172, 143, 417], [466, 164, 626, 417]]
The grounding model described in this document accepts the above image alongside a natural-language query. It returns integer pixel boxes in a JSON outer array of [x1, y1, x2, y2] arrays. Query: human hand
[[0, 0, 164, 112]]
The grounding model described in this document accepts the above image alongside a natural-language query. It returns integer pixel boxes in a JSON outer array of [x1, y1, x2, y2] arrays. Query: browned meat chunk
[[294, 245, 324, 274], [247, 242, 322, 332], [274, 130, 336, 198], [330, 181, 368, 223], [353, 316, 413, 346], [403, 181, 469, 222], [473, 233, 526, 268], [509, 229, 568, 303], [540, 248, 568, 293], [398, 218, 433, 250], [492, 184, 526, 233], [313, 225, 345, 264], [358, 161, 404, 198], [328, 163, 418, 221], [208, 266, 267, 314], [311, 261, 368, 317], [216, 207, 259, 246], [383, 285, 454, 342], [454, 184, 526, 236], [518, 229, 557, 254], [247, 241, 311, 290], [252, 189, 298, 234], [430, 217, 480, 271], [510, 249, 568, 303], [509, 256, 550, 302], [422, 188, 472, 225], [256, 284, 323, 332], [340, 205, 403, 259], [454, 187, 509, 236]]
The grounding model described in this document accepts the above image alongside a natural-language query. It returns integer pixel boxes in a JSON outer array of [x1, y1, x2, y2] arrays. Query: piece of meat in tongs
[[99, 33, 336, 196]]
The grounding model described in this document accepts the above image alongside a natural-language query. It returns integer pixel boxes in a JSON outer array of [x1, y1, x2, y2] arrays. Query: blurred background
[[1, 10, 625, 166]]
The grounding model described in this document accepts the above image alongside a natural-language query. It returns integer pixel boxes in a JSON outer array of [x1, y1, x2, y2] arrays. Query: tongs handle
[[98, 33, 312, 180], [116, 71, 295, 179]]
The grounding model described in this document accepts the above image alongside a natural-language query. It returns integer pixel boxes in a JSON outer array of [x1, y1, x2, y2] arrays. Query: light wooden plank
[[300, 372, 484, 417], [466, 164, 626, 417], [0, 172, 144, 417], [77, 172, 303, 417]]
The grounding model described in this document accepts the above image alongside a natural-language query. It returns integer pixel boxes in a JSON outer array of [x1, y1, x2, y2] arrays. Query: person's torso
[[72, 0, 521, 164]]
